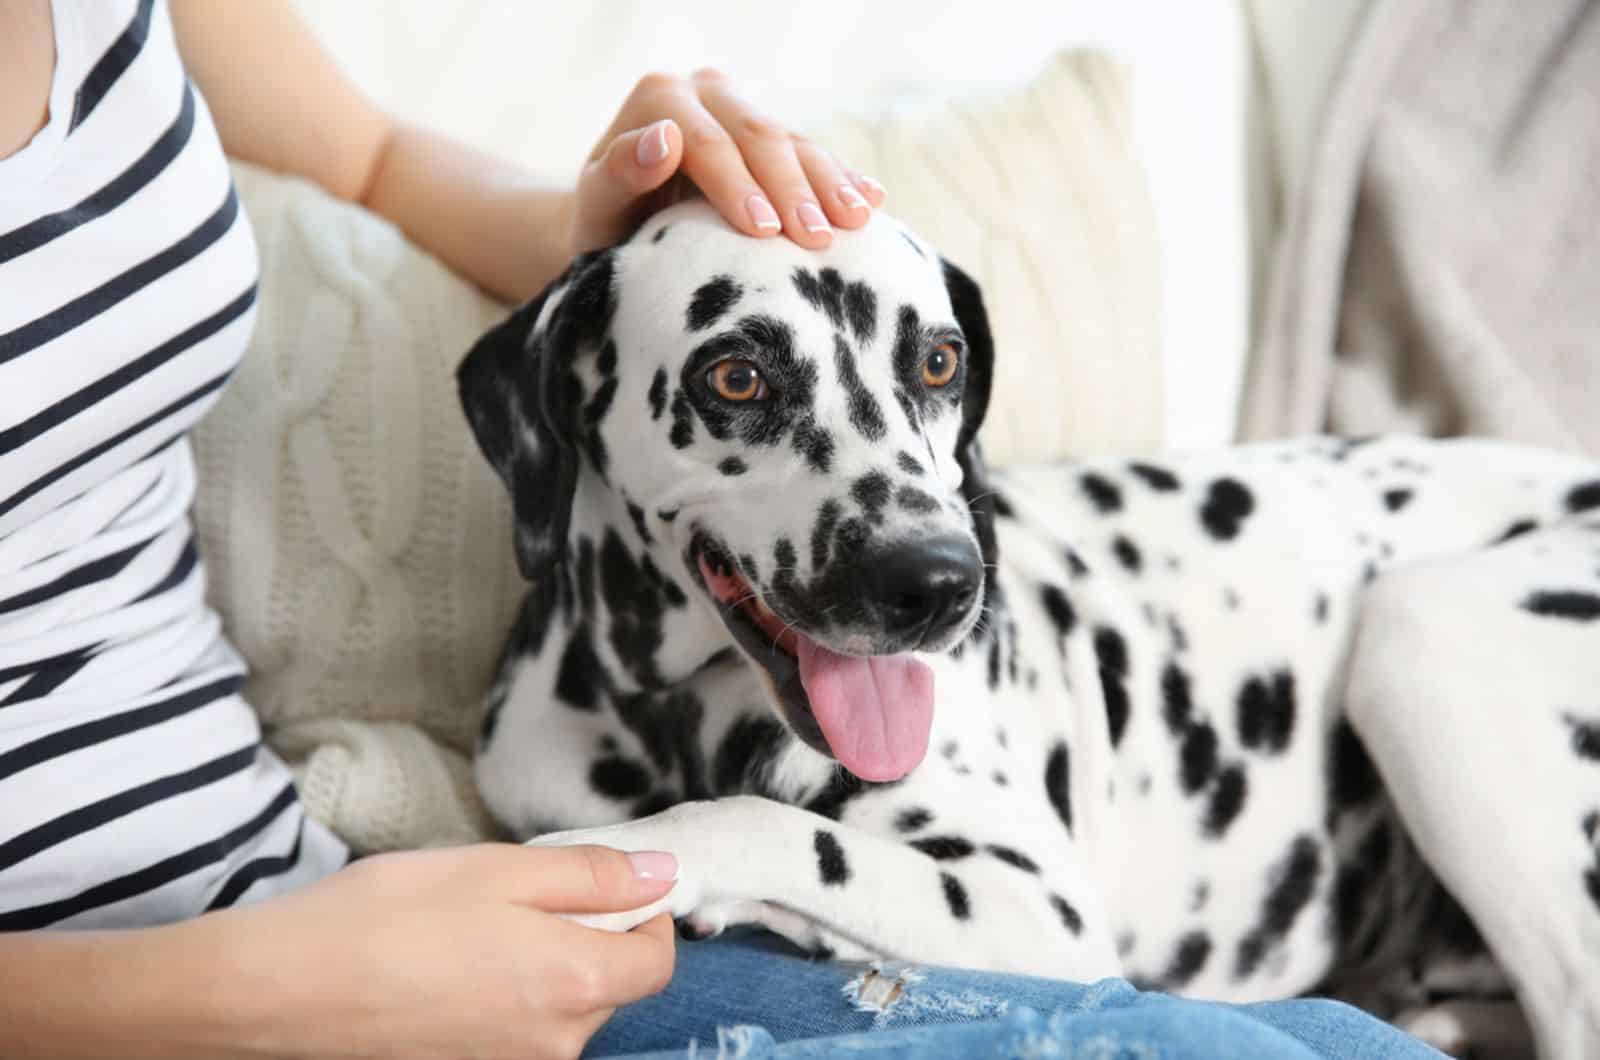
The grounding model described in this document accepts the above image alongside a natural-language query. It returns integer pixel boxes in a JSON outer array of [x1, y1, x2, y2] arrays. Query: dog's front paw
[[525, 819, 706, 933]]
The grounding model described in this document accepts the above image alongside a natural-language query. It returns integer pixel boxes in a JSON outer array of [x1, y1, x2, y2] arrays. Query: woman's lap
[[585, 929, 1443, 1060]]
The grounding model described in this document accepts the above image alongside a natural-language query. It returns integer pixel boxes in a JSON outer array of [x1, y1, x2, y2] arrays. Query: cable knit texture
[[192, 49, 1162, 852]]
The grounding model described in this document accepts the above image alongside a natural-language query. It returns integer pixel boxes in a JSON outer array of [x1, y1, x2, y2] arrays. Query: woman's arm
[[169, 1, 884, 303]]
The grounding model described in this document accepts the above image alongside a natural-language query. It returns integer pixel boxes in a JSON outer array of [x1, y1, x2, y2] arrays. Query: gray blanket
[[1240, 0, 1600, 454]]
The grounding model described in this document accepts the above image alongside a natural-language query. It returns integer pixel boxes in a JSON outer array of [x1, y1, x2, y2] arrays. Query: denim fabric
[[586, 929, 1444, 1059]]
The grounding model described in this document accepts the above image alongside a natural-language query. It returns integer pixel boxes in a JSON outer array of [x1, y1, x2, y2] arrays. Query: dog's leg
[[527, 794, 1120, 981], [1347, 516, 1600, 1060]]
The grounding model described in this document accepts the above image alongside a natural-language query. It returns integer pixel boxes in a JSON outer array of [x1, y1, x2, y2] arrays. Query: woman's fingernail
[[746, 195, 782, 232], [636, 121, 672, 168], [797, 202, 830, 234], [838, 183, 870, 211], [857, 174, 885, 197], [627, 851, 679, 881]]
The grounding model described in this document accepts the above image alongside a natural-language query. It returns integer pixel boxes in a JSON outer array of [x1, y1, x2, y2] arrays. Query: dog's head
[[460, 200, 996, 781]]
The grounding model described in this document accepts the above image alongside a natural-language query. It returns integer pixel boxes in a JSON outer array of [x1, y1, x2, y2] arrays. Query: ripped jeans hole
[[842, 961, 1008, 1029]]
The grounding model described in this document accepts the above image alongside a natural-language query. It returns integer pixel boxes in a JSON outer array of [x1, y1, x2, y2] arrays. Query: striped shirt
[[0, 0, 346, 930]]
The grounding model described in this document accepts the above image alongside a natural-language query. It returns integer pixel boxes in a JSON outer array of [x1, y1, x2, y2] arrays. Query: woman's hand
[[571, 69, 886, 255], [167, 844, 677, 1060]]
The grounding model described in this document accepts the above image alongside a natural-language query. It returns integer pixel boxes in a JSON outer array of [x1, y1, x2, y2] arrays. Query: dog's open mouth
[[693, 542, 934, 782]]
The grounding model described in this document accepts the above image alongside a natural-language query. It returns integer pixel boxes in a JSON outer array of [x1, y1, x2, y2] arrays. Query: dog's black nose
[[864, 537, 983, 645]]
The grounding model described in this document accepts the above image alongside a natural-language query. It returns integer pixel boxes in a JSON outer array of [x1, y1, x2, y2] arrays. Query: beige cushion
[[193, 48, 1161, 851]]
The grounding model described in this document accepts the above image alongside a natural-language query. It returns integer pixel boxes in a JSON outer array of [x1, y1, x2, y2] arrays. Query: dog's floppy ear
[[458, 250, 617, 581], [942, 258, 998, 572]]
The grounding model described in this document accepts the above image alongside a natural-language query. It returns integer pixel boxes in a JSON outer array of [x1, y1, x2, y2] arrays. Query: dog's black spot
[[1583, 811, 1598, 843], [897, 451, 925, 476], [1064, 549, 1089, 579], [896, 485, 940, 514], [1567, 480, 1600, 514], [1181, 723, 1219, 796], [1235, 835, 1321, 979], [836, 516, 872, 556], [941, 872, 971, 920], [1200, 478, 1254, 541], [834, 335, 888, 443], [1237, 670, 1296, 754], [1094, 626, 1131, 748], [844, 280, 878, 345], [554, 627, 603, 711], [1204, 764, 1247, 838], [669, 389, 695, 449], [589, 754, 652, 800], [852, 470, 893, 524], [793, 267, 870, 341], [1081, 472, 1123, 514], [815, 829, 850, 885], [1566, 714, 1600, 761], [687, 275, 742, 332], [810, 499, 843, 573], [657, 507, 679, 523], [792, 418, 835, 474], [992, 492, 1015, 519], [1164, 931, 1213, 989], [895, 807, 933, 833], [651, 224, 671, 243], [595, 339, 618, 378], [1382, 488, 1414, 512], [992, 770, 1009, 787], [1191, 880, 1211, 913], [1045, 742, 1073, 835], [986, 845, 1040, 873], [1493, 519, 1539, 545], [1161, 661, 1193, 733], [805, 771, 892, 820], [1040, 585, 1076, 640], [1112, 535, 1142, 574], [718, 456, 748, 477], [1129, 462, 1181, 492], [625, 500, 654, 546], [599, 528, 667, 686], [986, 638, 1002, 691], [1523, 590, 1600, 621], [648, 368, 668, 420], [1049, 893, 1084, 935], [713, 714, 788, 794], [1313, 592, 1330, 623], [910, 835, 976, 860]]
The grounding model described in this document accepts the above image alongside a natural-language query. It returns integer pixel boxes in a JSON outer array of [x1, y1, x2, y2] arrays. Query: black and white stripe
[[0, 0, 347, 929]]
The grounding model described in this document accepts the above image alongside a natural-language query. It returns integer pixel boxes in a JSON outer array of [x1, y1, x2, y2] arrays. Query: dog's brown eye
[[708, 359, 769, 402], [923, 343, 960, 388]]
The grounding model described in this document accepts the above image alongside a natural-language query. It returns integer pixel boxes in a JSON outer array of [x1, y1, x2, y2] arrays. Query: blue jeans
[[586, 930, 1443, 1059]]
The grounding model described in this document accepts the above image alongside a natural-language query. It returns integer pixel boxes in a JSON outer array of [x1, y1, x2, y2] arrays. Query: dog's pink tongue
[[796, 639, 934, 781]]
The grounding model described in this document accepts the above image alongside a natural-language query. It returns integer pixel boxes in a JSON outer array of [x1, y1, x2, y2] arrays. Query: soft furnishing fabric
[[1240, 0, 1600, 455]]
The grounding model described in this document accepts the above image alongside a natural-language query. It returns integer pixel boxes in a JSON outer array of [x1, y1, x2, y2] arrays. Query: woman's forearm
[[360, 121, 575, 304], [0, 923, 271, 1060]]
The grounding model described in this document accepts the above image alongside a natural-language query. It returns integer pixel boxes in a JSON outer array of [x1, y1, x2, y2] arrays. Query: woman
[[0, 3, 1441, 1057]]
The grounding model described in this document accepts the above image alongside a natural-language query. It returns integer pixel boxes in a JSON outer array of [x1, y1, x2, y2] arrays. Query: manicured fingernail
[[857, 174, 885, 197], [838, 183, 870, 211], [627, 850, 679, 881], [746, 194, 782, 232], [636, 121, 671, 168], [797, 202, 830, 234]]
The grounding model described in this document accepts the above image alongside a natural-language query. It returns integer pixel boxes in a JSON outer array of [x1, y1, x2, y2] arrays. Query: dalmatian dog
[[458, 199, 1600, 1058]]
